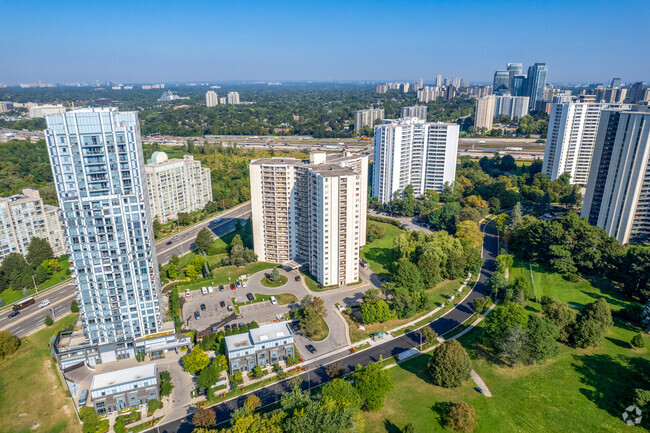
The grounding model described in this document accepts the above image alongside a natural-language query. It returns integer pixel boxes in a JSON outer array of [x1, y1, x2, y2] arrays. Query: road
[[0, 203, 252, 338], [154, 217, 499, 433]]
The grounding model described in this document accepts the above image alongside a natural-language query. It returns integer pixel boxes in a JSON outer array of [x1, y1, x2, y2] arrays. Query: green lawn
[[308, 314, 329, 342], [177, 262, 277, 291], [363, 267, 650, 433], [360, 222, 405, 279], [261, 275, 288, 288], [0, 314, 81, 433], [0, 256, 71, 306]]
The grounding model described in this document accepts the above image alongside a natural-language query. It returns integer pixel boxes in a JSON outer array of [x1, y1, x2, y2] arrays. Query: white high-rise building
[[372, 117, 459, 203], [355, 108, 385, 132], [0, 189, 66, 263], [493, 94, 530, 120], [45, 108, 161, 345], [250, 152, 368, 286], [475, 95, 495, 130], [436, 75, 443, 88], [144, 152, 213, 223], [582, 107, 650, 244], [417, 87, 436, 103], [205, 90, 218, 107], [400, 105, 427, 121], [227, 92, 240, 104], [542, 102, 631, 185]]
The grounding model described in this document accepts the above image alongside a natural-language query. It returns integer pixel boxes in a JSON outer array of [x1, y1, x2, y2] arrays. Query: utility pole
[[32, 275, 38, 294], [50, 307, 56, 319]]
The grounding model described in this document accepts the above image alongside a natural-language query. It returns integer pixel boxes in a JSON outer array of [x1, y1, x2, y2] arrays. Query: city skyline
[[1, 0, 649, 85]]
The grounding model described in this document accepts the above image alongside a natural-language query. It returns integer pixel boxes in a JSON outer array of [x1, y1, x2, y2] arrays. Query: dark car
[[246, 293, 254, 301], [219, 300, 226, 308], [231, 323, 238, 330], [219, 285, 224, 292], [200, 303, 206, 311], [194, 310, 201, 320], [225, 324, 231, 331], [295, 275, 301, 281], [238, 322, 244, 328], [165, 241, 172, 245], [230, 283, 236, 290], [8, 310, 19, 319], [305, 344, 317, 354]]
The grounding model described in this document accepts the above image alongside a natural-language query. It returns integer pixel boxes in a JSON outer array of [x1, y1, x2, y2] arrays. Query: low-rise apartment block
[[225, 322, 294, 374], [90, 364, 159, 415]]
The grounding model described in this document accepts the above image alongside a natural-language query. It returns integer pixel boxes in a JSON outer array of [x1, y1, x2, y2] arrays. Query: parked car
[[79, 389, 88, 406], [200, 303, 206, 311], [305, 344, 317, 354], [230, 284, 236, 290], [246, 293, 254, 301], [242, 281, 247, 288], [8, 310, 19, 318], [166, 241, 172, 246], [201, 287, 208, 295], [295, 275, 301, 281], [194, 310, 201, 320], [224, 324, 231, 331], [219, 301, 226, 308], [231, 323, 239, 330], [185, 289, 191, 298], [208, 286, 213, 293], [227, 305, 234, 312], [172, 235, 180, 240], [219, 285, 224, 292], [236, 281, 241, 288], [39, 299, 51, 308], [270, 296, 277, 305], [238, 322, 244, 328]]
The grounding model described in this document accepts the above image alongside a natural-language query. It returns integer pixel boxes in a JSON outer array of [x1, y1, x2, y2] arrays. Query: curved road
[[155, 217, 499, 433]]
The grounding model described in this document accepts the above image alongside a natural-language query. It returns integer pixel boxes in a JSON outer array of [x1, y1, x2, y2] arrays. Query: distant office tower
[[227, 92, 240, 104], [417, 87, 436, 103], [205, 90, 218, 107], [511, 75, 528, 96], [445, 85, 456, 100], [144, 152, 212, 223], [436, 75, 443, 88], [376, 84, 388, 94], [45, 108, 161, 345], [475, 95, 495, 130], [542, 102, 630, 185], [494, 94, 529, 120], [582, 107, 650, 244], [0, 189, 66, 263], [250, 152, 368, 286], [444, 78, 450, 87], [507, 63, 523, 92], [626, 82, 647, 103], [29, 104, 66, 118], [610, 78, 622, 89], [401, 105, 427, 121], [355, 108, 385, 132], [493, 71, 509, 93], [372, 117, 459, 203], [526, 63, 548, 110], [452, 77, 462, 88]]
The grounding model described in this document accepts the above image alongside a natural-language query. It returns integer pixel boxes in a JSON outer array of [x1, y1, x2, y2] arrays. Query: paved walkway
[[470, 370, 492, 397]]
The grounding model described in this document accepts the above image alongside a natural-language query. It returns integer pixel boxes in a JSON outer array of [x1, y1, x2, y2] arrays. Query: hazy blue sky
[[1, 0, 648, 84]]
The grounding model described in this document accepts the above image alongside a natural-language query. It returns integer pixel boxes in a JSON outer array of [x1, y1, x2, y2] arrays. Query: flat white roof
[[224, 321, 294, 353], [91, 364, 157, 390]]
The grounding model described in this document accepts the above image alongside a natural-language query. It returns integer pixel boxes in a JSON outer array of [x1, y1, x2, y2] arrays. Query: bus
[[13, 297, 35, 311]]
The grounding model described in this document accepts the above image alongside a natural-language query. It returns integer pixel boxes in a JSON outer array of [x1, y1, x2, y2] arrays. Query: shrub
[[147, 399, 163, 416], [445, 402, 477, 432], [631, 333, 645, 348], [160, 371, 174, 397], [563, 272, 581, 283], [427, 340, 471, 388], [70, 300, 79, 313], [0, 331, 20, 360], [44, 315, 54, 326]]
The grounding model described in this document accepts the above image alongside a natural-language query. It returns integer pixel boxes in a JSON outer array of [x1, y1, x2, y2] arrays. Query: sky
[[1, 0, 648, 85]]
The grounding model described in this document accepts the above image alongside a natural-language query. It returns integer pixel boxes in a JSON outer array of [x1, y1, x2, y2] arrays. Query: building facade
[[494, 94, 530, 120], [205, 90, 218, 107], [475, 95, 495, 130], [526, 63, 548, 110], [542, 102, 630, 185], [29, 104, 66, 118], [45, 108, 162, 345], [507, 63, 523, 93], [493, 71, 509, 93], [582, 107, 650, 245], [372, 117, 459, 203], [90, 364, 159, 415], [227, 92, 240, 104], [250, 152, 367, 286], [400, 105, 427, 121], [225, 322, 294, 374], [355, 108, 385, 132], [0, 189, 66, 263], [144, 152, 212, 223]]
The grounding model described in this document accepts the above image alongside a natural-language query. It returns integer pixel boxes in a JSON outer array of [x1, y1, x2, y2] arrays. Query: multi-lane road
[[156, 217, 499, 433], [0, 202, 252, 338]]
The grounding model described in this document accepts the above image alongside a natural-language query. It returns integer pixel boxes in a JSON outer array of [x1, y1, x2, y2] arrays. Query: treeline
[[0, 117, 46, 131], [0, 139, 57, 205]]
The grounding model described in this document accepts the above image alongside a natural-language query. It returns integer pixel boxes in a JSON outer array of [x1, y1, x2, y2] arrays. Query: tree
[[26, 237, 54, 268], [403, 423, 416, 433], [352, 361, 393, 411], [542, 301, 577, 343], [159, 370, 174, 396], [326, 362, 342, 379], [0, 331, 20, 359], [153, 217, 162, 236], [269, 267, 280, 282], [33, 264, 50, 284], [510, 202, 522, 229], [187, 139, 195, 153], [171, 254, 180, 266], [472, 296, 490, 314], [630, 333, 645, 348], [393, 259, 424, 292], [311, 296, 327, 317], [421, 326, 438, 346], [481, 303, 529, 351], [195, 228, 213, 253], [245, 394, 262, 411], [427, 340, 471, 387], [494, 213, 509, 235], [185, 264, 199, 280], [79, 407, 100, 433], [572, 317, 606, 349], [525, 315, 559, 364], [192, 407, 216, 428], [167, 263, 178, 280], [446, 402, 477, 432], [197, 359, 224, 390], [456, 220, 483, 248], [44, 315, 53, 326], [70, 300, 79, 313], [321, 378, 361, 409], [367, 222, 386, 242], [183, 347, 210, 373], [633, 388, 650, 409], [177, 212, 192, 226]]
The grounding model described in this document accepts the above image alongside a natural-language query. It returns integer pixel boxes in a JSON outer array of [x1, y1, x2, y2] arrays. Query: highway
[[154, 217, 499, 433], [0, 202, 252, 338]]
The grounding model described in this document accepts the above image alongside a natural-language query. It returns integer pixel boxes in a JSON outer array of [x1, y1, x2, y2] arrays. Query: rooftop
[[224, 321, 293, 352], [91, 363, 157, 390]]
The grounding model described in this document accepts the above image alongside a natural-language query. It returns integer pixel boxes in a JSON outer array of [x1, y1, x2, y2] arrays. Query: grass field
[[363, 266, 650, 433], [360, 222, 405, 279], [0, 314, 81, 433], [0, 256, 71, 306]]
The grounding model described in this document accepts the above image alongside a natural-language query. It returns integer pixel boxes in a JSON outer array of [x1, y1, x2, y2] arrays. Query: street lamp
[[50, 307, 56, 320], [32, 275, 38, 294]]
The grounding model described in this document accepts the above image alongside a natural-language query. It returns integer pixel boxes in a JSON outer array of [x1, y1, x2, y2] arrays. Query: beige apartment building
[[474, 95, 495, 130], [144, 152, 212, 223], [249, 152, 368, 286], [0, 189, 66, 263]]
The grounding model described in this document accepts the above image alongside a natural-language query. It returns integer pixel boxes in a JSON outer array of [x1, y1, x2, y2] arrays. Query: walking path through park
[[470, 370, 493, 397]]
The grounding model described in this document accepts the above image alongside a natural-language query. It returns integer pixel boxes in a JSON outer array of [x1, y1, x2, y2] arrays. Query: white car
[[270, 296, 277, 305], [185, 289, 191, 298], [201, 287, 208, 295], [39, 299, 51, 308], [207, 286, 213, 293], [242, 281, 247, 288]]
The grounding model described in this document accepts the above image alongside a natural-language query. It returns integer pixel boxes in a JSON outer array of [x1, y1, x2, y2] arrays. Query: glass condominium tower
[[45, 108, 161, 345]]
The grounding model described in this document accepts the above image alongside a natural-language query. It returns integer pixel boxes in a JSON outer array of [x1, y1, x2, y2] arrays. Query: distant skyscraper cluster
[[374, 77, 467, 103]]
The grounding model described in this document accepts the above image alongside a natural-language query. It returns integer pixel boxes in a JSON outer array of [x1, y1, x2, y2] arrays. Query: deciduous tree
[[427, 340, 471, 387]]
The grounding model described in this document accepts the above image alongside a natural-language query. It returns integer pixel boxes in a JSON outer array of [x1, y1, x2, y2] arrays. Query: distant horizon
[[1, 0, 649, 85]]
